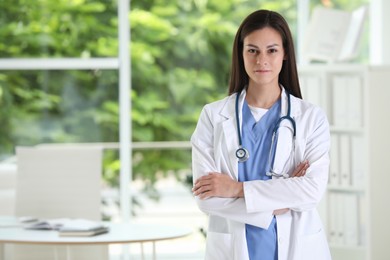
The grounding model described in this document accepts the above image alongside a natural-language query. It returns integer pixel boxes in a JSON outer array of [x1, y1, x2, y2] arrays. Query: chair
[[0, 161, 17, 216], [0, 161, 18, 260], [12, 146, 108, 260]]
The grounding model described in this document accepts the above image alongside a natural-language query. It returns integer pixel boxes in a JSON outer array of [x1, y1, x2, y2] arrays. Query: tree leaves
[[0, 0, 299, 191]]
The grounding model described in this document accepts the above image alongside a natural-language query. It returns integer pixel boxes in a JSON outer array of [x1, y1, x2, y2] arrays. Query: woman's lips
[[254, 69, 270, 73]]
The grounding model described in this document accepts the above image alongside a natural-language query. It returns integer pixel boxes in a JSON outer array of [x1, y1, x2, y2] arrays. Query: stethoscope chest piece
[[236, 146, 249, 162]]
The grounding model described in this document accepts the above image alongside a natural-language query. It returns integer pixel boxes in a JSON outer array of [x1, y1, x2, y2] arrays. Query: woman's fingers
[[192, 173, 217, 197], [273, 208, 290, 215], [192, 172, 241, 199], [291, 161, 309, 177], [192, 182, 211, 196], [193, 174, 214, 190]]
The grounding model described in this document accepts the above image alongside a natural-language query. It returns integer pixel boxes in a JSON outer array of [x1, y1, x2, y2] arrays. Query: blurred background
[[1, 0, 388, 259]]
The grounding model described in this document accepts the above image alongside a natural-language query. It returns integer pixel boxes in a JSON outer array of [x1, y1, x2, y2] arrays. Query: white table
[[0, 218, 192, 260]]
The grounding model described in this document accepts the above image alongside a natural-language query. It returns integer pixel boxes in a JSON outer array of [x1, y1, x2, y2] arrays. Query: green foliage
[[0, 0, 302, 190]]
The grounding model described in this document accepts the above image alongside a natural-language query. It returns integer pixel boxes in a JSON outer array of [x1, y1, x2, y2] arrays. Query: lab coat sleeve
[[243, 106, 330, 213], [191, 105, 274, 229]]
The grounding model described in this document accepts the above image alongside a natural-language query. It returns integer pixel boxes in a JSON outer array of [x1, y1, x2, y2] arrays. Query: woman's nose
[[256, 54, 267, 65]]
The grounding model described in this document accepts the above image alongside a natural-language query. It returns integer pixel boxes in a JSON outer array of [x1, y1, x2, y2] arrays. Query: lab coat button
[[278, 237, 283, 244]]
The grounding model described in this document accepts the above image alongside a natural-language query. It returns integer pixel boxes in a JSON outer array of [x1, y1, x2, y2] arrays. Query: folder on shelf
[[329, 134, 340, 186], [332, 75, 363, 128], [328, 192, 340, 244], [336, 193, 345, 244], [358, 194, 367, 246], [339, 134, 351, 187], [350, 135, 365, 188], [343, 193, 360, 246], [300, 76, 308, 99], [301, 76, 323, 108], [332, 76, 349, 127], [309, 76, 323, 107], [346, 76, 363, 128]]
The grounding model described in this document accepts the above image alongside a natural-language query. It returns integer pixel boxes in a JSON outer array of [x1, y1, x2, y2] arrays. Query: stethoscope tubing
[[235, 90, 296, 175], [235, 91, 250, 162]]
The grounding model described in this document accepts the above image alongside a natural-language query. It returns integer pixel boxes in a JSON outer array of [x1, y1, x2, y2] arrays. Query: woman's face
[[242, 27, 285, 89]]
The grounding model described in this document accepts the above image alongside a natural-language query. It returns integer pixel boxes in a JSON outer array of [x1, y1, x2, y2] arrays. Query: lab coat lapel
[[220, 91, 246, 181], [280, 87, 290, 118], [280, 86, 302, 121], [222, 116, 238, 180]]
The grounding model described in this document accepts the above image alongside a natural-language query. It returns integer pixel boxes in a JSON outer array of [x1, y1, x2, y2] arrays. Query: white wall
[[370, 0, 390, 64]]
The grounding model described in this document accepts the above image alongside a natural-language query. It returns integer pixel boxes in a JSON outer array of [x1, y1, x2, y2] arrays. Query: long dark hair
[[228, 10, 302, 98]]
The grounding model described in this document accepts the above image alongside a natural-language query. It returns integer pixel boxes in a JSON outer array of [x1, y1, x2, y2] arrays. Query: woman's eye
[[248, 49, 256, 54], [268, 48, 277, 53]]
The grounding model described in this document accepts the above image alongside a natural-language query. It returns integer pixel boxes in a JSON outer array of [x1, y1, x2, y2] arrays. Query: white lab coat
[[191, 88, 332, 260]]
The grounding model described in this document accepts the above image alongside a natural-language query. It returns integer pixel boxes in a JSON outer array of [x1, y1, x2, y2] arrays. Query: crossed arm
[[192, 161, 310, 215]]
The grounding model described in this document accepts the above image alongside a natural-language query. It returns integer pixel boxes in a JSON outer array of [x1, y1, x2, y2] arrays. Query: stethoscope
[[235, 90, 296, 178]]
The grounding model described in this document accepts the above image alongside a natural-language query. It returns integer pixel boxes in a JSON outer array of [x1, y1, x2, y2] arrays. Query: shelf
[[300, 65, 390, 260], [327, 185, 365, 193], [330, 244, 367, 260], [329, 244, 366, 251], [329, 126, 364, 134]]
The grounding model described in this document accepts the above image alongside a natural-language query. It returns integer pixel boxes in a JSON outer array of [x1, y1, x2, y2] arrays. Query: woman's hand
[[290, 160, 310, 177], [273, 208, 290, 215], [192, 173, 243, 200], [273, 161, 310, 215]]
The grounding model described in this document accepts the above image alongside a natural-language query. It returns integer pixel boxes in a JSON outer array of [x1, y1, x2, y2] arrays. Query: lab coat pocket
[[205, 231, 233, 260], [297, 228, 331, 260]]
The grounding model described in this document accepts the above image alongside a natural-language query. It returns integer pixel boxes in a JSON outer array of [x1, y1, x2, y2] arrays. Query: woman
[[191, 10, 331, 260]]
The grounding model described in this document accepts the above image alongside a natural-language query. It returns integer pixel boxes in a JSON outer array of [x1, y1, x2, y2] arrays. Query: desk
[[0, 220, 192, 260]]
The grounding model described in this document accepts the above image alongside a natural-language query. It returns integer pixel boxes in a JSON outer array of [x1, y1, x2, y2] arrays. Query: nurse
[[191, 9, 331, 260]]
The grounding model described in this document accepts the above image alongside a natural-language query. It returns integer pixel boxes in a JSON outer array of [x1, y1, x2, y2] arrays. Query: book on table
[[24, 218, 109, 236], [58, 226, 109, 237], [58, 219, 109, 237], [24, 218, 69, 230]]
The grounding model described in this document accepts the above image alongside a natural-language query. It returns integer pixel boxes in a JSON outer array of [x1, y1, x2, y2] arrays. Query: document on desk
[[24, 218, 69, 230], [58, 226, 109, 237], [58, 219, 109, 237], [24, 218, 109, 236]]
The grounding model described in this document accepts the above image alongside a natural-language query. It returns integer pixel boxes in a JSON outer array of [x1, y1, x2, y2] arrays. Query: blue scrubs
[[238, 99, 281, 260]]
